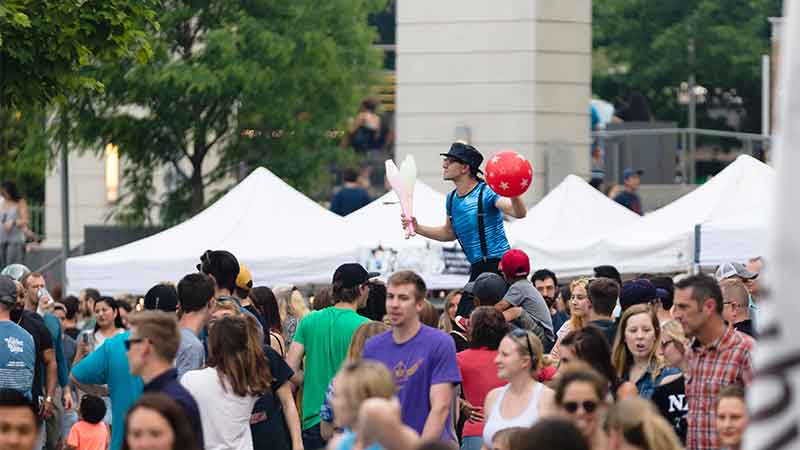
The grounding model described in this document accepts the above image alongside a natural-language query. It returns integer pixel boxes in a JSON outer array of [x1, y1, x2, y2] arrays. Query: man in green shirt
[[286, 263, 373, 450]]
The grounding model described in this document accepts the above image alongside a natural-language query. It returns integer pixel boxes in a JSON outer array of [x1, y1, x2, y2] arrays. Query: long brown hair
[[611, 304, 664, 382], [207, 314, 272, 397]]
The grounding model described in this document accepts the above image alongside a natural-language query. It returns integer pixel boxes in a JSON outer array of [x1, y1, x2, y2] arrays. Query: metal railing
[[28, 203, 45, 241], [591, 128, 771, 185]]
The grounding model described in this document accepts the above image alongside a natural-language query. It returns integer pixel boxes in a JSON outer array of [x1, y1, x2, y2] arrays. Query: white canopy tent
[[600, 155, 774, 274], [66, 167, 361, 296], [344, 182, 470, 289], [696, 157, 774, 267], [508, 175, 641, 277]]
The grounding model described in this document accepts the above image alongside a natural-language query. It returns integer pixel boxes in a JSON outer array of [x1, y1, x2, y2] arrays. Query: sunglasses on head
[[509, 328, 533, 359], [563, 400, 598, 414]]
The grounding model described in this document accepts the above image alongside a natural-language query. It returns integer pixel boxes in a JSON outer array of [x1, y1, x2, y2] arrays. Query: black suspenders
[[447, 182, 488, 262]]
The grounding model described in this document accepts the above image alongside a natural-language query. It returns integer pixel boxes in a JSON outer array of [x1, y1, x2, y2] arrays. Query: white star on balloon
[[491, 156, 501, 164], [520, 178, 529, 188], [500, 181, 509, 190]]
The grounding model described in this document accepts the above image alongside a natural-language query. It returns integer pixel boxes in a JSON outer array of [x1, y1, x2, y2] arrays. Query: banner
[[746, 2, 800, 450]]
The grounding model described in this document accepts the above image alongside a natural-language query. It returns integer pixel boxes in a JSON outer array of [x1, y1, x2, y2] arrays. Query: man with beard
[[531, 269, 568, 333]]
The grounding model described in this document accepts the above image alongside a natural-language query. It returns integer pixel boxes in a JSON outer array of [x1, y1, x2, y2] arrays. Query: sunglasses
[[509, 328, 533, 359], [196, 250, 212, 274], [124, 338, 145, 352], [563, 400, 598, 414]]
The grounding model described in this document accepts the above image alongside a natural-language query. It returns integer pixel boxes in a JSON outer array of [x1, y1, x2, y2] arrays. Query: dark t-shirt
[[613, 190, 643, 215], [652, 375, 687, 445], [734, 320, 757, 339], [12, 310, 53, 404], [64, 327, 80, 341], [588, 319, 617, 347], [144, 368, 204, 448], [330, 187, 371, 216], [251, 346, 295, 450], [551, 310, 569, 336]]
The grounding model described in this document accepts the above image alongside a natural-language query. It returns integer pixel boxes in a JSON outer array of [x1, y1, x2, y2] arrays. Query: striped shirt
[[685, 326, 754, 450]]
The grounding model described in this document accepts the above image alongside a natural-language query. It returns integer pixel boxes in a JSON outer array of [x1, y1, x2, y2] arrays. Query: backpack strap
[[447, 190, 466, 253], [477, 182, 487, 262]]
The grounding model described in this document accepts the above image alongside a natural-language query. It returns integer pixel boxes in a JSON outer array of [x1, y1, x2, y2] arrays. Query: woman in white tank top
[[482, 329, 555, 448]]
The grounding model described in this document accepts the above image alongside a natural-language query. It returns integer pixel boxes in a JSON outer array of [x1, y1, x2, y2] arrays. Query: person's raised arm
[[355, 398, 419, 450], [495, 196, 527, 219], [421, 383, 454, 440], [401, 215, 456, 242]]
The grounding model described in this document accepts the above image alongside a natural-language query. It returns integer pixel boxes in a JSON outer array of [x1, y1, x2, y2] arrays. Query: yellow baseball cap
[[235, 263, 253, 290]]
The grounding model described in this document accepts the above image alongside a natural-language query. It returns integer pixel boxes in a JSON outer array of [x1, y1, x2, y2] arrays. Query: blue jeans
[[461, 436, 483, 450]]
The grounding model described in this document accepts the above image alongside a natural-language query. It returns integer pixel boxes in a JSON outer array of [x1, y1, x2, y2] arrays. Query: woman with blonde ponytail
[[605, 397, 683, 450]]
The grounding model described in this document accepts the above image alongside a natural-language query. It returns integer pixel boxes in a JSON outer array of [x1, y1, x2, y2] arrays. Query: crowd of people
[[0, 246, 761, 450]]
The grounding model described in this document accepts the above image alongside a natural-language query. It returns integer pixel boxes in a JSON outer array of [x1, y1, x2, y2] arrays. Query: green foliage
[[66, 0, 386, 226], [593, 0, 782, 132], [0, 107, 49, 203], [0, 0, 159, 108]]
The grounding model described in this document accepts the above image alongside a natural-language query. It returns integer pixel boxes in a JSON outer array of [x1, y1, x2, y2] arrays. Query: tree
[[0, 0, 159, 108], [0, 107, 49, 203], [593, 0, 782, 132], [66, 0, 386, 225]]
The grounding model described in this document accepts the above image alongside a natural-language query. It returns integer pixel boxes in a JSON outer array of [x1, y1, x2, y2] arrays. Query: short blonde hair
[[660, 319, 688, 354], [346, 321, 389, 362], [335, 360, 396, 413]]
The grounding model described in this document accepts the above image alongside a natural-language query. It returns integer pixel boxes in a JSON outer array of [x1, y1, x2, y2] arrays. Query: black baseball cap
[[144, 283, 179, 313], [332, 263, 378, 289], [440, 142, 484, 174], [0, 275, 16, 306]]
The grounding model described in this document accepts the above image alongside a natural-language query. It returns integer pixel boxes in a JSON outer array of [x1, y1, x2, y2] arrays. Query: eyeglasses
[[563, 400, 598, 414], [509, 329, 533, 359], [723, 301, 741, 310], [124, 338, 145, 352]]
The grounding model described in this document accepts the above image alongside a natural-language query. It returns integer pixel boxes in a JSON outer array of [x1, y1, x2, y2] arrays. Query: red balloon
[[485, 151, 533, 197]]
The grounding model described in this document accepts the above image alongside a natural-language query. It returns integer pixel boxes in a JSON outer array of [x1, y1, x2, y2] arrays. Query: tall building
[[395, 1, 591, 200]]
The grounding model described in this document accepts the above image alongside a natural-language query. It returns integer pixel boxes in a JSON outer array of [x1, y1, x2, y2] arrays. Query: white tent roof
[[66, 167, 360, 295], [345, 181, 448, 250], [601, 154, 774, 273], [345, 182, 470, 289], [509, 175, 641, 276], [697, 157, 775, 267]]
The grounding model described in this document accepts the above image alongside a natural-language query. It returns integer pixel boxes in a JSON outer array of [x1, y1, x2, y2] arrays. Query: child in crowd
[[66, 394, 110, 450]]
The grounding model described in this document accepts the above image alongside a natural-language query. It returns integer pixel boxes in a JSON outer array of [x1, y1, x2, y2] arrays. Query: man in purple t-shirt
[[362, 270, 461, 442]]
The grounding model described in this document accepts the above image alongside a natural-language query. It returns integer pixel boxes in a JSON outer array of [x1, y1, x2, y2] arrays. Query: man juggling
[[400, 142, 530, 281]]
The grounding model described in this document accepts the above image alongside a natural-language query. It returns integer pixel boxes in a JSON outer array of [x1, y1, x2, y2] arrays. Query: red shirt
[[686, 327, 754, 450], [456, 347, 507, 437]]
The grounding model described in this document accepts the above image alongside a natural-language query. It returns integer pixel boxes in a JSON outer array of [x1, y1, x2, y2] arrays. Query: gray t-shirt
[[506, 280, 555, 345], [175, 328, 205, 378]]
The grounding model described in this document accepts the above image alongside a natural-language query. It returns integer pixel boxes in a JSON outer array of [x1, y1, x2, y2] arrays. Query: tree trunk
[[190, 163, 204, 214]]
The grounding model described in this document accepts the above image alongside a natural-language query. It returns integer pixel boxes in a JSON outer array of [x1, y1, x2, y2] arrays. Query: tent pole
[[692, 224, 701, 275]]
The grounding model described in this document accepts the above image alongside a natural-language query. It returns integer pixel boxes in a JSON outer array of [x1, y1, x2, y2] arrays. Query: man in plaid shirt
[[673, 274, 755, 450]]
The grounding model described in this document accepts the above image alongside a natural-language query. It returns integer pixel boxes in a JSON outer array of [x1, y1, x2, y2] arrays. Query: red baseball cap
[[500, 249, 530, 279]]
